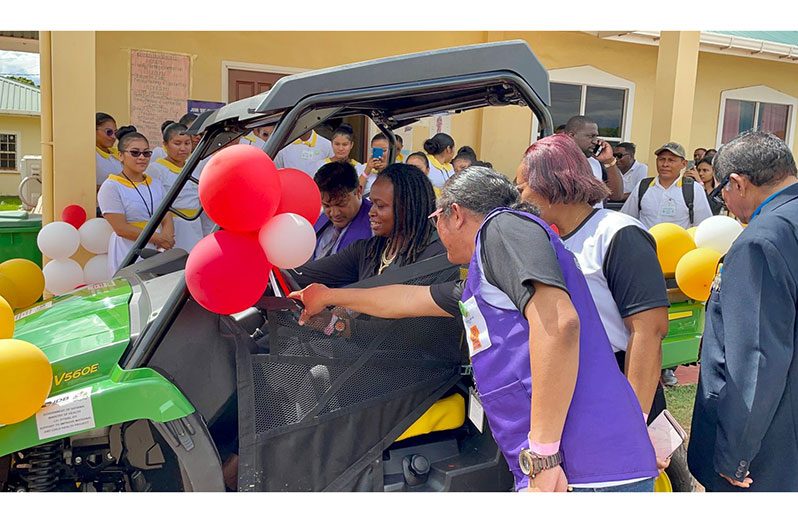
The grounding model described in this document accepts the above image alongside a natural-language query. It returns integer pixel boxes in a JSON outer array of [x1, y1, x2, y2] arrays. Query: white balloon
[[79, 218, 113, 254], [83, 254, 111, 284], [43, 259, 85, 295], [37, 221, 80, 260], [694, 215, 744, 256], [258, 213, 317, 269]]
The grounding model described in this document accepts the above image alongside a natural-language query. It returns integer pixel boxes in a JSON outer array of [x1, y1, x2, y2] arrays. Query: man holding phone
[[564, 116, 624, 206]]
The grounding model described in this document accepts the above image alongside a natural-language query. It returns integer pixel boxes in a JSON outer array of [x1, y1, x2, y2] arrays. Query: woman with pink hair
[[516, 134, 683, 488]]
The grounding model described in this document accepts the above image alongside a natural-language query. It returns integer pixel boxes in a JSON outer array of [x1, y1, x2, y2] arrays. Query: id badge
[[458, 297, 492, 357], [660, 197, 677, 217], [468, 387, 485, 433]]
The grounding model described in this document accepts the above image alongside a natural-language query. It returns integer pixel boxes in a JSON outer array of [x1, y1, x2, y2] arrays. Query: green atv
[[0, 40, 702, 493]]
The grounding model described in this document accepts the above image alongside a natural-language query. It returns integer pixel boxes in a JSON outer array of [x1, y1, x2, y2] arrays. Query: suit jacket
[[688, 182, 798, 492], [313, 198, 373, 259]]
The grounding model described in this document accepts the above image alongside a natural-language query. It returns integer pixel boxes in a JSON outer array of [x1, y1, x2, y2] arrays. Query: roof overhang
[[0, 32, 39, 53]]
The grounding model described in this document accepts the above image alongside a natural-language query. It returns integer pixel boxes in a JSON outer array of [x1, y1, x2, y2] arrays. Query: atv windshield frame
[[119, 39, 553, 369]]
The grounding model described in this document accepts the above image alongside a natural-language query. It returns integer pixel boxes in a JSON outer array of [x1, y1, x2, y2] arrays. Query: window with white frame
[[718, 86, 797, 146], [0, 133, 18, 171], [533, 66, 635, 146]]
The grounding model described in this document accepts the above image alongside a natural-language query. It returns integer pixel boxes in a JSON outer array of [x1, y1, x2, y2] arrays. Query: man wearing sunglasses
[[687, 130, 798, 492], [613, 142, 648, 200]]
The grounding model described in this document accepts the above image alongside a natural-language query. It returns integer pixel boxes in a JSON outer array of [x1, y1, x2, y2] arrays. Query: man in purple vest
[[313, 161, 373, 260], [291, 167, 658, 492]]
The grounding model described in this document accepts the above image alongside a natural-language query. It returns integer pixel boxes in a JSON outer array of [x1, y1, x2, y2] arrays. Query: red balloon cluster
[[187, 144, 321, 315]]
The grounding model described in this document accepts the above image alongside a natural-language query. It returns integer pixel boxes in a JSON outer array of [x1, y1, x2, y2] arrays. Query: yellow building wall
[[692, 50, 798, 153], [0, 114, 41, 195]]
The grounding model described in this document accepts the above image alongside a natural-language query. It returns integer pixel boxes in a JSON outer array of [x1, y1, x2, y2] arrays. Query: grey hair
[[714, 130, 797, 187], [438, 166, 539, 217]]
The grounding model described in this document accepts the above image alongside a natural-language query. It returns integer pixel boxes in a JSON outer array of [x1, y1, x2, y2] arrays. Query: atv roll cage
[[118, 40, 553, 370]]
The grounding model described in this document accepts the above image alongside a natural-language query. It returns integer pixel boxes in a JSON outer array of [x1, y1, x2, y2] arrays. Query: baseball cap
[[654, 142, 686, 159]]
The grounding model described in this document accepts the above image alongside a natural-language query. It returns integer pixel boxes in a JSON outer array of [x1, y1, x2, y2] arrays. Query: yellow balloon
[[0, 296, 13, 339], [0, 259, 45, 310], [675, 248, 723, 302], [0, 339, 53, 425], [0, 272, 19, 310], [649, 223, 696, 275], [686, 226, 698, 240]]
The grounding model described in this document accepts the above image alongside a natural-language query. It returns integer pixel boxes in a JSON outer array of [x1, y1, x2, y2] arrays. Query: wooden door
[[228, 69, 288, 102]]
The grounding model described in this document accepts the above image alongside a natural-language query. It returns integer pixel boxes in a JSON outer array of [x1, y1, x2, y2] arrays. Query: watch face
[[519, 450, 532, 476]]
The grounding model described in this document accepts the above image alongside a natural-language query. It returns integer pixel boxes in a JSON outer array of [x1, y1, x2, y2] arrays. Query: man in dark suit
[[688, 131, 798, 492]]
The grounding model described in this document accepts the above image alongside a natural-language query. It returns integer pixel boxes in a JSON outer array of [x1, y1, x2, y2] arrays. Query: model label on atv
[[54, 364, 100, 387], [35, 387, 96, 440]]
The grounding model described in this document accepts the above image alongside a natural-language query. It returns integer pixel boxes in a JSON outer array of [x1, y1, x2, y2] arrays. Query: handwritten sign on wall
[[130, 50, 190, 146]]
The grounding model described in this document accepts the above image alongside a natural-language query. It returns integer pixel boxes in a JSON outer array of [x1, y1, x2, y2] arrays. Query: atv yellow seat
[[395, 394, 466, 442]]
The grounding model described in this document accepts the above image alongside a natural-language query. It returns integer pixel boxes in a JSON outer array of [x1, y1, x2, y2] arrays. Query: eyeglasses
[[98, 128, 115, 137], [122, 150, 153, 158], [613, 153, 627, 159], [428, 207, 446, 226], [708, 175, 732, 206]]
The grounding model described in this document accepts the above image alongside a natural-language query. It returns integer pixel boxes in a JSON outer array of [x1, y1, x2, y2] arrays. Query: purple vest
[[461, 208, 657, 490], [313, 198, 373, 258]]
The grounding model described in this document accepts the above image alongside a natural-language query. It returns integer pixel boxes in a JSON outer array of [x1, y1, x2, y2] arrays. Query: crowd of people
[[95, 109, 798, 493]]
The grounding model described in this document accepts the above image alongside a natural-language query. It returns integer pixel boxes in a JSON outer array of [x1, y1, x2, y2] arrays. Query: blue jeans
[[570, 477, 655, 492]]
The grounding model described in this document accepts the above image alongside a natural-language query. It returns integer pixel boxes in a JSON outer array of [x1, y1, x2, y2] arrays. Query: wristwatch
[[519, 448, 564, 478], [603, 157, 617, 168]]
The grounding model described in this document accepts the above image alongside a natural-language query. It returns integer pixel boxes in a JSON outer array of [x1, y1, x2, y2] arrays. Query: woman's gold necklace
[[378, 241, 398, 274]]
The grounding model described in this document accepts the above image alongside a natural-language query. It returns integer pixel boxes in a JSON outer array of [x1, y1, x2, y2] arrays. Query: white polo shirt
[[273, 131, 333, 176], [587, 157, 605, 209], [621, 161, 649, 194], [620, 175, 713, 229]]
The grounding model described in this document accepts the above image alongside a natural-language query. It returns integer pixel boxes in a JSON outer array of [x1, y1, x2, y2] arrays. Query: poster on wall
[[187, 99, 224, 117], [130, 50, 191, 146]]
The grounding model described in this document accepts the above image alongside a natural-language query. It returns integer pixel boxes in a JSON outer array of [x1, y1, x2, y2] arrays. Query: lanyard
[[121, 172, 154, 217], [750, 186, 790, 221]]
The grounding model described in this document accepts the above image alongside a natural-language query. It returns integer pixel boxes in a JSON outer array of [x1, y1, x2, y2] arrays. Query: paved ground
[[674, 364, 699, 385]]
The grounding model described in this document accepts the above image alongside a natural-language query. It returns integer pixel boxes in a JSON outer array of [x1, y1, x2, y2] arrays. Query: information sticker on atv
[[35, 387, 96, 440]]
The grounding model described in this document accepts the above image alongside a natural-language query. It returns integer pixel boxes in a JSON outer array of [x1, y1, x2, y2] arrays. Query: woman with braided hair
[[291, 163, 446, 288]]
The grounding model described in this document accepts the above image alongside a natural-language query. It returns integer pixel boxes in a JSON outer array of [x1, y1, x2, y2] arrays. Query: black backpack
[[637, 176, 697, 225]]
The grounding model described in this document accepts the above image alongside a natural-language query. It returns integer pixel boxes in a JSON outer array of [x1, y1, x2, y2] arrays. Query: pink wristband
[[528, 438, 561, 456]]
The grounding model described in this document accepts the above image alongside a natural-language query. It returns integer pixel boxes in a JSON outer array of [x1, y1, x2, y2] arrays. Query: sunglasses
[[98, 128, 116, 137], [122, 149, 153, 158], [613, 153, 627, 159], [428, 207, 445, 226], [708, 175, 733, 206]]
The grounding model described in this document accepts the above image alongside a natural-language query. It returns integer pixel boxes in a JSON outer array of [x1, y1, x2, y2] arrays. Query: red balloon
[[198, 144, 282, 232], [61, 205, 87, 229], [185, 230, 272, 315], [274, 168, 322, 224]]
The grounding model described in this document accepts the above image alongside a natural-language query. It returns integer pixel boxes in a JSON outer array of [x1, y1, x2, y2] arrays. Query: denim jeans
[[570, 477, 655, 492]]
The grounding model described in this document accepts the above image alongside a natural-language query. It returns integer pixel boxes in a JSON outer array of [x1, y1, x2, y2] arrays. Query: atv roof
[[197, 40, 551, 135]]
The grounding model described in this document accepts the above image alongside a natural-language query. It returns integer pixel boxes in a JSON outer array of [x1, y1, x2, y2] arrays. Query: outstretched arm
[[290, 283, 454, 323]]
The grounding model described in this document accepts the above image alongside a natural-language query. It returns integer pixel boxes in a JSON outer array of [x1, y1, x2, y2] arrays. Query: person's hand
[[720, 471, 753, 488], [595, 140, 614, 163], [685, 167, 700, 181], [151, 233, 173, 250], [656, 455, 671, 472], [525, 465, 569, 492], [372, 155, 386, 172], [363, 156, 377, 175], [289, 283, 331, 324]]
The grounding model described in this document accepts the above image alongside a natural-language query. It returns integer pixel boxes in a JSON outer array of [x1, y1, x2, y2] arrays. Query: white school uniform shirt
[[426, 155, 454, 189], [622, 161, 649, 194], [192, 156, 217, 237], [620, 175, 713, 229], [239, 133, 267, 149], [147, 157, 203, 253], [562, 209, 646, 353], [151, 146, 167, 162], [587, 157, 606, 209], [97, 173, 167, 276], [95, 146, 122, 186], [273, 131, 333, 176]]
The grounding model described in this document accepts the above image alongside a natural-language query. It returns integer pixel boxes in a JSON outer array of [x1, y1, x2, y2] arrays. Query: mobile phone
[[592, 142, 603, 156], [687, 160, 696, 169], [372, 147, 385, 160], [647, 409, 687, 461]]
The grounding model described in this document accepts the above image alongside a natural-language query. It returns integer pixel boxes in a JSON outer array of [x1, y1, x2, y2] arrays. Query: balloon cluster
[[187, 145, 320, 315], [0, 281, 52, 426], [0, 258, 45, 313], [649, 216, 744, 301], [37, 206, 114, 295]]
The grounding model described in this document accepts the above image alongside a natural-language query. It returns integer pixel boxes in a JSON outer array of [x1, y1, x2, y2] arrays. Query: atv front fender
[[0, 366, 195, 458]]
